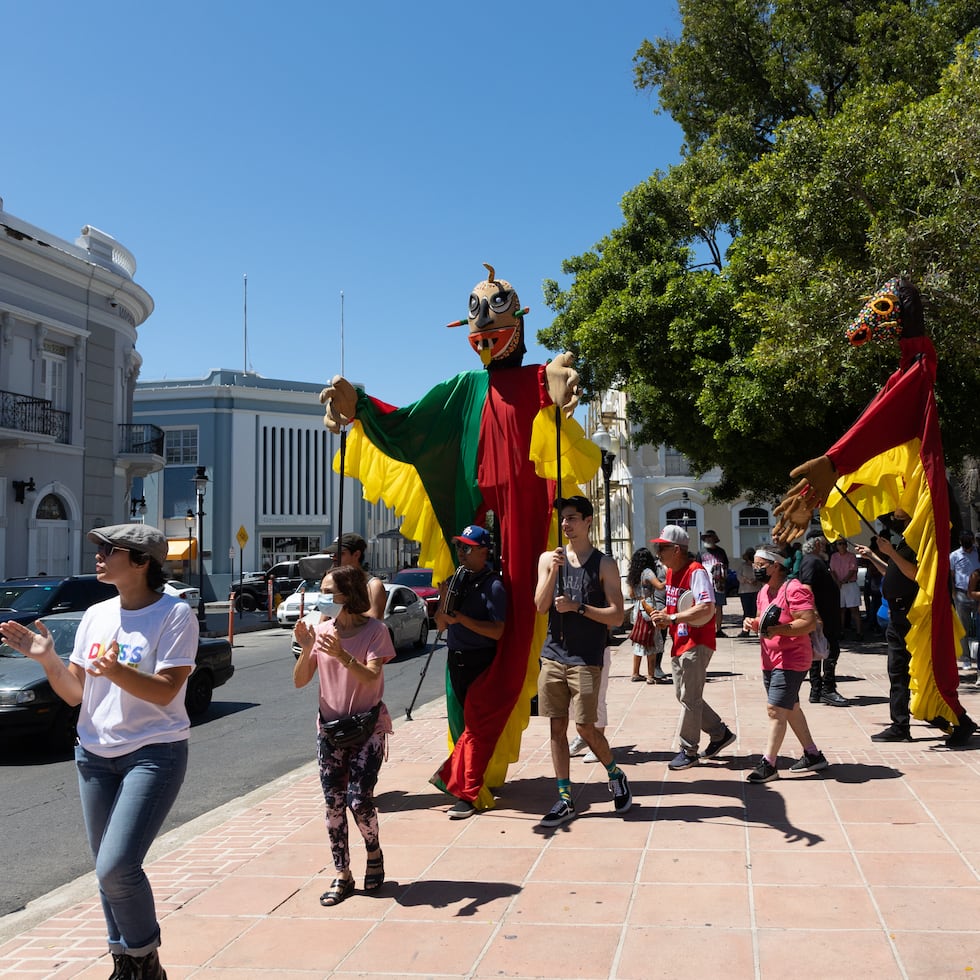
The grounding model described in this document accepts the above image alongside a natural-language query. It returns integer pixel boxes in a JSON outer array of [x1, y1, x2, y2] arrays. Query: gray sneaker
[[789, 750, 829, 773], [746, 758, 779, 783], [568, 735, 587, 756]]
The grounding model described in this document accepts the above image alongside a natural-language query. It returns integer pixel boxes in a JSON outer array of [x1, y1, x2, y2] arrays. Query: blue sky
[[4, 1, 683, 407]]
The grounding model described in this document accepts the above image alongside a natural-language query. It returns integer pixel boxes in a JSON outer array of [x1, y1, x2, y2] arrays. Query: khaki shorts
[[537, 659, 602, 724]]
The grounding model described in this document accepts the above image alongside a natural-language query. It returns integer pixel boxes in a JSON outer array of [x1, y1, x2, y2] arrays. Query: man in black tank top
[[533, 496, 630, 827]]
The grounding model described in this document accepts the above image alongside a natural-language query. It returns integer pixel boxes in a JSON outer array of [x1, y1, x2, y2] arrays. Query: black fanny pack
[[318, 702, 382, 749]]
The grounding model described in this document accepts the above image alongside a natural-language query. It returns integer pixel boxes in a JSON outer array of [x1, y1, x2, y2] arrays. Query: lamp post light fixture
[[130, 495, 147, 520], [590, 424, 620, 557], [12, 477, 36, 504], [192, 466, 209, 628], [185, 509, 195, 587]]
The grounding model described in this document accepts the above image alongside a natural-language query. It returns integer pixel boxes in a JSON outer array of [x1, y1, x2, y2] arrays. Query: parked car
[[276, 579, 318, 628], [391, 568, 440, 621], [0, 610, 234, 749], [231, 560, 306, 612], [290, 583, 429, 657], [164, 580, 201, 603], [0, 576, 117, 626]]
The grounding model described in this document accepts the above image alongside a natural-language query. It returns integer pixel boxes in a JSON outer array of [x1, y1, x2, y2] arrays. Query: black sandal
[[364, 851, 385, 891], [319, 875, 354, 907]]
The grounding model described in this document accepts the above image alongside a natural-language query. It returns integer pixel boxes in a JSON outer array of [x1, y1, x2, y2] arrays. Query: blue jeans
[[75, 740, 188, 955]]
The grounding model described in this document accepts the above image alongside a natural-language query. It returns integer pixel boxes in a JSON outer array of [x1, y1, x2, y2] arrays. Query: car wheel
[[235, 592, 257, 613], [185, 670, 214, 717], [47, 704, 79, 752], [414, 618, 427, 650]]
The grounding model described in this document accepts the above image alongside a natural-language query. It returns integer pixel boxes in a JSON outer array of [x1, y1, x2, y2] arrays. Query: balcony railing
[[119, 422, 165, 456], [0, 389, 70, 444]]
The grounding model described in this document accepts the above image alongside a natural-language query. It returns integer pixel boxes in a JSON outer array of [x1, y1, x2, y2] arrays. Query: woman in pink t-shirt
[[293, 564, 395, 907], [743, 545, 827, 783]]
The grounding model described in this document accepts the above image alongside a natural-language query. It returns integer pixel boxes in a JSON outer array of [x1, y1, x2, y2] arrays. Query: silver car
[[291, 584, 429, 657]]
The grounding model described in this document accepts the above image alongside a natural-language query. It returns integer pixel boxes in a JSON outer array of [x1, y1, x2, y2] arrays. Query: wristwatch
[[669, 614, 677, 624], [577, 603, 586, 615]]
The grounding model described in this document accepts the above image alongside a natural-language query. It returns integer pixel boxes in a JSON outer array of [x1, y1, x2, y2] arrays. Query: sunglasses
[[96, 543, 131, 558], [455, 543, 475, 555]]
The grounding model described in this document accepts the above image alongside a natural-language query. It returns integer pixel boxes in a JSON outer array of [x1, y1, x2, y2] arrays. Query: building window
[[738, 506, 770, 528], [165, 428, 198, 465], [664, 447, 692, 477], [41, 344, 68, 411], [259, 534, 324, 568]]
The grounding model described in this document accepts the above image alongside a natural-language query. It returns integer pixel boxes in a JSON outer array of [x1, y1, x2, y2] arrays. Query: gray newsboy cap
[[87, 524, 169, 566]]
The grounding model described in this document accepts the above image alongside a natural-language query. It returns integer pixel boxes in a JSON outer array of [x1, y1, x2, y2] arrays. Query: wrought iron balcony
[[0, 389, 70, 444], [119, 422, 165, 456]]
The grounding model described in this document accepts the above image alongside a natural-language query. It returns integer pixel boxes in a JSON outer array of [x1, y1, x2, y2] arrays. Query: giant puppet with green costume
[[319, 264, 601, 809], [773, 277, 976, 747]]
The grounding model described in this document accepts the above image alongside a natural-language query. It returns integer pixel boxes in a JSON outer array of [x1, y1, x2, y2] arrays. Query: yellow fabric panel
[[820, 439, 958, 726]]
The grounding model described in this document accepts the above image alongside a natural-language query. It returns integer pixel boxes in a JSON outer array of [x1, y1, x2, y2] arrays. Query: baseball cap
[[650, 525, 689, 549], [453, 525, 491, 547], [333, 532, 367, 555], [87, 524, 168, 566], [554, 495, 594, 518], [701, 529, 719, 541]]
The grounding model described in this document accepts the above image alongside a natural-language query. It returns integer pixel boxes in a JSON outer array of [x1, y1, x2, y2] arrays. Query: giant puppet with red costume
[[319, 264, 601, 809], [773, 277, 976, 747]]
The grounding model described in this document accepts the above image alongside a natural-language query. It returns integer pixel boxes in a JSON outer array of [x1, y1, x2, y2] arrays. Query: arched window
[[738, 506, 770, 529], [35, 493, 68, 521]]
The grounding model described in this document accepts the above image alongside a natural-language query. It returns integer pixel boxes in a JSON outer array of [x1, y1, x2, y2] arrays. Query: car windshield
[[393, 570, 432, 588], [0, 615, 81, 660], [0, 585, 56, 613]]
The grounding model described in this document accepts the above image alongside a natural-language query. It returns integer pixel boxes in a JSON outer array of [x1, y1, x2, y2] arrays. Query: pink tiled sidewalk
[[1, 631, 978, 979]]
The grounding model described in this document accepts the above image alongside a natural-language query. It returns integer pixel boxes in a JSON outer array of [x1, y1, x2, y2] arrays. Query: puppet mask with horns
[[448, 263, 528, 367]]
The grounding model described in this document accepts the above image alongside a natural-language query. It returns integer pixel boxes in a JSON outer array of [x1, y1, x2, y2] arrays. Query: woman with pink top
[[293, 564, 395, 907], [743, 545, 828, 783], [830, 538, 864, 640]]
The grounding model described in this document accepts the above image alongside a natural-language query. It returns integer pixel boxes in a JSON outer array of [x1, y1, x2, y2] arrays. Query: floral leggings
[[316, 725, 386, 873]]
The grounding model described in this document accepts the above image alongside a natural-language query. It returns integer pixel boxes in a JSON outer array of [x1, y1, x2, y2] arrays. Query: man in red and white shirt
[[650, 525, 736, 770]]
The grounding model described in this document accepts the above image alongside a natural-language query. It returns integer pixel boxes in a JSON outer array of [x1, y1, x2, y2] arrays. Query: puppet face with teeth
[[466, 273, 524, 366]]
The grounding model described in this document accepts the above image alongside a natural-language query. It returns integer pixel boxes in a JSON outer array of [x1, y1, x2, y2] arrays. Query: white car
[[290, 583, 429, 656], [276, 578, 322, 628], [164, 580, 201, 603]]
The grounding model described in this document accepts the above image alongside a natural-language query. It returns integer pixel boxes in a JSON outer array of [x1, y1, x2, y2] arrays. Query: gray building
[[0, 201, 160, 577], [133, 370, 404, 601]]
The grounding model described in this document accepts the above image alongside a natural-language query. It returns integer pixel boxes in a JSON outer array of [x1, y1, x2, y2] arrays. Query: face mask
[[753, 566, 770, 583], [316, 596, 344, 618]]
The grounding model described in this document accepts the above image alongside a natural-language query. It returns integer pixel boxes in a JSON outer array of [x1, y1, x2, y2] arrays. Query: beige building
[[584, 389, 775, 575]]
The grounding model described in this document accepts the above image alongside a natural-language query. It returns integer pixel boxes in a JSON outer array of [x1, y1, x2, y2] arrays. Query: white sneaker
[[568, 735, 587, 756], [582, 749, 599, 764]]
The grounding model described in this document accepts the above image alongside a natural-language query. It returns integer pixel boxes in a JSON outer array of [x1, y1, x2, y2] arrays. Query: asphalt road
[[0, 624, 447, 920]]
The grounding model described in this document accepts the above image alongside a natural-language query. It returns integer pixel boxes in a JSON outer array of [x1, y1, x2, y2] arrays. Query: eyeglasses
[[455, 543, 475, 555], [96, 543, 130, 558]]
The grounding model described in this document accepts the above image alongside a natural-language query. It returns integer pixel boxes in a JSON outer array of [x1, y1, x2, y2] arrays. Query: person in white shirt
[[1, 523, 198, 980], [950, 531, 980, 666]]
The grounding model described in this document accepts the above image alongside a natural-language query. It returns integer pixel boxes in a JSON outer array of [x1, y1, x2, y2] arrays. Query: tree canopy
[[540, 1, 980, 500]]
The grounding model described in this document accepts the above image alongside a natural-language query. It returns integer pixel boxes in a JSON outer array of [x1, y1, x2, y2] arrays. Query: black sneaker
[[538, 798, 576, 828], [870, 726, 912, 742], [701, 727, 736, 759], [821, 690, 848, 707], [746, 758, 779, 783], [945, 715, 978, 748], [448, 799, 476, 820], [668, 750, 699, 770], [789, 750, 829, 773], [608, 770, 632, 814]]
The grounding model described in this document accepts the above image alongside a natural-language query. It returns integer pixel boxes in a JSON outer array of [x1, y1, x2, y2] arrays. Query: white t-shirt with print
[[69, 594, 199, 757]]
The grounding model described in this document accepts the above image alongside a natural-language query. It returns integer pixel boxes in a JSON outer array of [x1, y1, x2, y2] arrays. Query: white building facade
[[0, 201, 160, 578]]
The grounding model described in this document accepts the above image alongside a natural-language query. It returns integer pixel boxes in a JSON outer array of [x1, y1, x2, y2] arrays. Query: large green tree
[[541, 1, 980, 500]]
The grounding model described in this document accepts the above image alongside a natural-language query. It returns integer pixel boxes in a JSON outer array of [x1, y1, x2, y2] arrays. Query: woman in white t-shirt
[[293, 564, 396, 907], [0, 523, 198, 980]]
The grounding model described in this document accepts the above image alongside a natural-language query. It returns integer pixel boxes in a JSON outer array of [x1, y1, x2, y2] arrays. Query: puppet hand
[[318, 376, 357, 434], [772, 455, 837, 543], [545, 352, 581, 417]]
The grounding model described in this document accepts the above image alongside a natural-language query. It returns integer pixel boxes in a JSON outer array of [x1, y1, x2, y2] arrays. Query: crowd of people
[[5, 505, 978, 975]]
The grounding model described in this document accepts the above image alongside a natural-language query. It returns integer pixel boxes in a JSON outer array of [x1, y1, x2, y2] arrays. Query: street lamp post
[[590, 424, 620, 557], [193, 467, 209, 629], [185, 509, 195, 587]]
